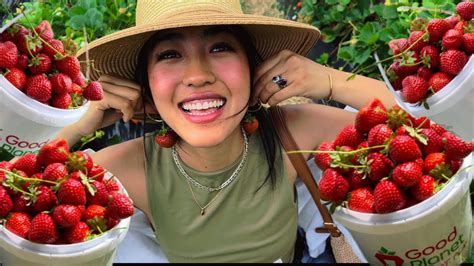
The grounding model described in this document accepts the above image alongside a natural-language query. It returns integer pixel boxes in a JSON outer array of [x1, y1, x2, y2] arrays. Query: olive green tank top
[[144, 131, 297, 263]]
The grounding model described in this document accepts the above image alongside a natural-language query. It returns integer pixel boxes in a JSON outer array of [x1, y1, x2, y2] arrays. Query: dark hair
[[135, 25, 281, 191]]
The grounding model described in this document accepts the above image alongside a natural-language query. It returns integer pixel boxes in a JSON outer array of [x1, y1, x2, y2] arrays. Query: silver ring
[[272, 75, 288, 89]]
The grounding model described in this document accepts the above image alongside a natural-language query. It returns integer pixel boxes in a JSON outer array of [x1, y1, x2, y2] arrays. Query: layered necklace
[[171, 127, 249, 215]]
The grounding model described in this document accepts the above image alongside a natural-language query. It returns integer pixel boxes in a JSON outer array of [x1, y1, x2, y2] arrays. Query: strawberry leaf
[[80, 171, 96, 196]]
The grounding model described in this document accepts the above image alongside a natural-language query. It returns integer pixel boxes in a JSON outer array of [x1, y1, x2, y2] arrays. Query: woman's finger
[[100, 81, 142, 111], [257, 69, 293, 104], [98, 91, 136, 123], [252, 59, 290, 105]]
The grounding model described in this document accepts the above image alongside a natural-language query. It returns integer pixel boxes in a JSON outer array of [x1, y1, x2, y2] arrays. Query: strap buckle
[[315, 222, 341, 237]]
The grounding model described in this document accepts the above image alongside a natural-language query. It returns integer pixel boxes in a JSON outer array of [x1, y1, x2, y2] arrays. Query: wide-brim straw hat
[[77, 0, 320, 81]]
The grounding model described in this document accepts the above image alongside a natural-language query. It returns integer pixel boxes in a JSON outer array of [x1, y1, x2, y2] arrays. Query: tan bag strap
[[269, 106, 341, 237]]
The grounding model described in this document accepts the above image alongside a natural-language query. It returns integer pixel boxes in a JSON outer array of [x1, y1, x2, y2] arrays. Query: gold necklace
[[185, 178, 224, 216]]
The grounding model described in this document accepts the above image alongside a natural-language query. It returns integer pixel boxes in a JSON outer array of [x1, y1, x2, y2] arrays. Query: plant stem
[[286, 145, 386, 155], [0, 169, 59, 185]]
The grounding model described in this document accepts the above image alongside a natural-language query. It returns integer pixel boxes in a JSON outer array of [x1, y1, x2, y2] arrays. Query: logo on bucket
[[0, 133, 49, 157], [373, 226, 468, 266]]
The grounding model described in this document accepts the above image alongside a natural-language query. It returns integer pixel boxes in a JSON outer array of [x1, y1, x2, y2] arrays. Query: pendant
[[200, 209, 205, 215]]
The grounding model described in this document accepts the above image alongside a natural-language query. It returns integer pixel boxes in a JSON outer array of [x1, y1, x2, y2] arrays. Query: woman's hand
[[251, 50, 333, 106]]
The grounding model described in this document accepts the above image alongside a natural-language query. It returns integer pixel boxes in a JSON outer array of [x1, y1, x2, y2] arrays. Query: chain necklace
[[172, 126, 249, 192], [185, 179, 224, 216]]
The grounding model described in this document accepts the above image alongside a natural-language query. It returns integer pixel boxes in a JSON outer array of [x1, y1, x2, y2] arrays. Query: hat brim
[[77, 13, 320, 81]]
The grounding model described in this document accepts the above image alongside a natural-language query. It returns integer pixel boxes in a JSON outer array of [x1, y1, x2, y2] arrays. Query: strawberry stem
[[287, 144, 386, 155], [0, 169, 59, 185]]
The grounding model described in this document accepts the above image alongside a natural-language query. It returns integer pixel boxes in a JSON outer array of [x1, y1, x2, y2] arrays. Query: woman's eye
[[210, 43, 234, 53], [157, 50, 180, 60]]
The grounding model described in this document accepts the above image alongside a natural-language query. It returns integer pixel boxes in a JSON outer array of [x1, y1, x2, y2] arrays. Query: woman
[[58, 0, 395, 262]]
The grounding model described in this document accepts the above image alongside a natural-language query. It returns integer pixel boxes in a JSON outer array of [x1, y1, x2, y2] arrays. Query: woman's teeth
[[181, 99, 225, 112]]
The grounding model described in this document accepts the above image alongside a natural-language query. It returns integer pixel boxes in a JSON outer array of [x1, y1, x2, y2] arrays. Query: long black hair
[[135, 25, 282, 191]]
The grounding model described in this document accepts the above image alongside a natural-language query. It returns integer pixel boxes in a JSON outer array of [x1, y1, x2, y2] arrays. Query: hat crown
[[136, 0, 243, 25]]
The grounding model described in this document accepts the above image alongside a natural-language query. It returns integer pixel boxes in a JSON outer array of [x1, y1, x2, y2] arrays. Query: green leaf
[[353, 48, 371, 65], [68, 6, 87, 17], [341, 0, 351, 6], [316, 53, 329, 65], [359, 22, 379, 45], [383, 5, 399, 19], [324, 0, 339, 5], [69, 15, 87, 30], [338, 46, 355, 61], [85, 8, 103, 28]]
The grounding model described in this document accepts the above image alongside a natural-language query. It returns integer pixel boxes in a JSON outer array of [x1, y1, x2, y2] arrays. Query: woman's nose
[[182, 56, 216, 87]]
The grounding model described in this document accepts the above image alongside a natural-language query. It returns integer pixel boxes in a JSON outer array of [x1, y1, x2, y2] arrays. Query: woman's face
[[147, 26, 250, 148]]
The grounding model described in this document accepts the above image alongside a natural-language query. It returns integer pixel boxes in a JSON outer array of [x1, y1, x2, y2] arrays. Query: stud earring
[[147, 112, 178, 148]]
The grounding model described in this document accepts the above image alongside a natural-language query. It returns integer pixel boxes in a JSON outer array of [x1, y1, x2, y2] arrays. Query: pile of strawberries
[[386, 1, 473, 106], [314, 98, 473, 214], [0, 138, 134, 244], [0, 20, 103, 109]]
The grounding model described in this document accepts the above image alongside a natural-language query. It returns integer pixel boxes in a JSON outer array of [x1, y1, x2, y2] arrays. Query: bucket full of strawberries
[[0, 138, 133, 266], [376, 1, 474, 141], [307, 98, 473, 265], [0, 14, 104, 161]]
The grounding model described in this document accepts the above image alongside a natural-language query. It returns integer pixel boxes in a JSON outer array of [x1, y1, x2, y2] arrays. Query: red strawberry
[[155, 130, 178, 148], [87, 181, 109, 206], [419, 128, 444, 155], [386, 105, 411, 130], [5, 68, 27, 91], [410, 175, 436, 202], [88, 164, 105, 182], [355, 98, 388, 133], [408, 31, 429, 53], [428, 72, 453, 93], [373, 180, 407, 213], [402, 75, 429, 103], [0, 41, 18, 68], [42, 39, 64, 59], [367, 124, 393, 148], [34, 20, 54, 41], [107, 193, 135, 219], [417, 67, 433, 80], [58, 178, 87, 206], [73, 74, 87, 88], [243, 114, 259, 135], [442, 29, 464, 50], [410, 116, 431, 129], [398, 51, 421, 75], [346, 169, 371, 190], [333, 125, 364, 149], [25, 74, 52, 103], [5, 212, 31, 239], [348, 187, 375, 213], [12, 194, 33, 213], [66, 151, 94, 173], [0, 161, 13, 183], [12, 153, 41, 176], [366, 152, 393, 182], [420, 45, 440, 68], [104, 179, 120, 193], [423, 152, 447, 174], [107, 217, 120, 230], [463, 33, 474, 54], [318, 168, 350, 202], [83, 81, 104, 101], [29, 213, 59, 244], [15, 54, 28, 70], [442, 132, 474, 160], [430, 123, 447, 136], [392, 161, 422, 187], [55, 56, 81, 78], [427, 19, 451, 43], [314, 142, 334, 170], [51, 93, 72, 109], [28, 53, 52, 74], [456, 1, 474, 21], [83, 204, 107, 222], [449, 159, 463, 174], [32, 185, 58, 213], [37, 138, 70, 166], [0, 186, 13, 217], [71, 83, 84, 95], [440, 50, 468, 76], [16, 31, 43, 56], [43, 162, 68, 182], [444, 16, 460, 29], [64, 221, 90, 244], [50, 73, 73, 94], [388, 38, 409, 55], [389, 135, 422, 163], [52, 204, 82, 227]]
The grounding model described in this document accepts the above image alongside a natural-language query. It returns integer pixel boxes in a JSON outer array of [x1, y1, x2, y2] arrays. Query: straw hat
[[77, 0, 320, 81]]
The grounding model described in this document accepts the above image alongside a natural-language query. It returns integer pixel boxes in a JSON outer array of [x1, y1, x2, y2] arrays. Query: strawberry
[[29, 213, 59, 244], [318, 168, 350, 202], [87, 181, 109, 206], [15, 54, 29, 70], [456, 1, 474, 21], [5, 68, 27, 91], [51, 93, 72, 109], [83, 81, 104, 101], [417, 67, 433, 80], [28, 53, 52, 74], [410, 116, 430, 129], [104, 179, 120, 193], [449, 159, 463, 174], [58, 178, 87, 206], [16, 31, 43, 56], [34, 20, 54, 42], [346, 169, 371, 190], [440, 50, 468, 76], [430, 123, 447, 136], [388, 38, 409, 55], [25, 74, 52, 103], [392, 161, 422, 187], [463, 33, 474, 54], [386, 105, 411, 130], [419, 45, 440, 68], [66, 151, 94, 173], [37, 138, 70, 166], [410, 175, 436, 202], [0, 41, 18, 68], [155, 130, 178, 148], [419, 128, 443, 155], [423, 152, 449, 175], [43, 162, 68, 182], [32, 185, 58, 213], [88, 164, 105, 182], [408, 31, 429, 53], [401, 75, 429, 103], [389, 135, 422, 163], [454, 21, 468, 32], [397, 51, 421, 75], [64, 221, 90, 243], [427, 19, 451, 43], [367, 124, 393, 148], [42, 39, 64, 59], [0, 161, 13, 183], [5, 212, 32, 239], [348, 187, 375, 213], [314, 142, 334, 170], [0, 186, 13, 217], [444, 16, 460, 29], [442, 131, 474, 160], [52, 204, 82, 228], [243, 114, 259, 135], [428, 72, 452, 93], [107, 193, 135, 219], [366, 152, 393, 182], [12, 153, 41, 176], [333, 125, 364, 149], [355, 98, 388, 133], [12, 194, 33, 213], [73, 73, 87, 88], [373, 180, 407, 213], [442, 29, 463, 50], [55, 56, 81, 78], [50, 73, 73, 94], [83, 204, 107, 222]]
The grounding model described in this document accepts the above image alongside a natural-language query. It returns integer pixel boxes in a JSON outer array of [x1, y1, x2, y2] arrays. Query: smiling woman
[[56, 0, 395, 263]]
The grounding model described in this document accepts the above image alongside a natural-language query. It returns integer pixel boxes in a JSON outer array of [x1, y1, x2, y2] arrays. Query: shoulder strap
[[269, 106, 341, 237]]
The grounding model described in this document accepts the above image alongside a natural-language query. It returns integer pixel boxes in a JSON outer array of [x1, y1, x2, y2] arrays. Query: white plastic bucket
[[333, 154, 473, 265], [376, 53, 474, 141], [0, 75, 89, 158], [0, 173, 131, 266]]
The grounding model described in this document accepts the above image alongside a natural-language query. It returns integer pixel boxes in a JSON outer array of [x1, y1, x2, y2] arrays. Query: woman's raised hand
[[251, 50, 334, 106]]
